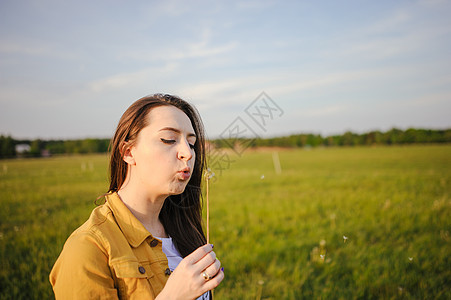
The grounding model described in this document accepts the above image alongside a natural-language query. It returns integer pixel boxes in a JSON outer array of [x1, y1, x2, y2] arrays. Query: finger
[[194, 251, 217, 273], [204, 258, 221, 279], [201, 268, 224, 293], [185, 244, 214, 265]]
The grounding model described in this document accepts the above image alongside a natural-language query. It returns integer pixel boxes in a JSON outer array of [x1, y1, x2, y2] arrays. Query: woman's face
[[127, 105, 196, 197]]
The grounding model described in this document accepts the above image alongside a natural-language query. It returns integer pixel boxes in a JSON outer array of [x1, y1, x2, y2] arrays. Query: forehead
[[145, 105, 194, 133]]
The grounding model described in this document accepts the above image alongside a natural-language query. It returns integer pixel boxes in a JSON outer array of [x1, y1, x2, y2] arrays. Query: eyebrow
[[159, 127, 196, 138]]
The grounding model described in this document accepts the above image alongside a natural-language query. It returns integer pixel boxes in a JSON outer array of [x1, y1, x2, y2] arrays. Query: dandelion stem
[[206, 174, 210, 244]]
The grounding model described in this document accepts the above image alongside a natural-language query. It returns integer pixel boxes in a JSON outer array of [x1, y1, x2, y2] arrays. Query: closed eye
[[161, 138, 176, 144], [161, 138, 195, 149]]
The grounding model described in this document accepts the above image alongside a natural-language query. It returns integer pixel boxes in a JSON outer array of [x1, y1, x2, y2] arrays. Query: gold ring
[[202, 271, 211, 281]]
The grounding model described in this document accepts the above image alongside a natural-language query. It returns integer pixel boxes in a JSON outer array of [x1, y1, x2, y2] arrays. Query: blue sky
[[1, 0, 450, 140]]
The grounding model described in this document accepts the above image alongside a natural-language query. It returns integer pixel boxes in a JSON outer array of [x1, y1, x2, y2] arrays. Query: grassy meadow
[[0, 145, 450, 299]]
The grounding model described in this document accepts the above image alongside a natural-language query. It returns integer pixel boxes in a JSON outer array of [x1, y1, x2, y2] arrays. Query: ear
[[121, 142, 136, 166]]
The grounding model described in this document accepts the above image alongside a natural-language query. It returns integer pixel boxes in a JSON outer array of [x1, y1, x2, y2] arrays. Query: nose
[[177, 139, 193, 161]]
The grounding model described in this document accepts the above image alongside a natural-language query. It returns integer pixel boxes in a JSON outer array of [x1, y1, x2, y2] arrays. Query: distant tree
[[0, 135, 16, 158], [63, 140, 79, 154], [341, 131, 359, 146], [45, 140, 65, 154], [98, 139, 110, 152], [80, 139, 98, 153], [305, 134, 323, 147], [383, 128, 403, 144], [444, 130, 451, 143], [29, 139, 44, 157]]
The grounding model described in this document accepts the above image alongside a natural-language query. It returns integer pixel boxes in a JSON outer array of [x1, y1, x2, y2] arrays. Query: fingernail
[[210, 244, 214, 248], [221, 267, 224, 272]]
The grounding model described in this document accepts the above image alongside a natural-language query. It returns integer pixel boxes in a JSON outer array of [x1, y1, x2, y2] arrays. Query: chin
[[168, 190, 184, 196], [168, 183, 188, 195], [168, 178, 191, 195]]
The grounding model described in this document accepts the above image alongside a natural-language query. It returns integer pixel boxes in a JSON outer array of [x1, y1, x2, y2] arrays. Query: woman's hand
[[156, 244, 224, 300]]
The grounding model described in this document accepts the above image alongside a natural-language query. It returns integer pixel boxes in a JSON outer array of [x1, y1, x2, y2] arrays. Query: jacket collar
[[105, 192, 152, 248]]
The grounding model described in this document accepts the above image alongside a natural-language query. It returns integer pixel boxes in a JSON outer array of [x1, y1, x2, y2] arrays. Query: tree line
[[211, 128, 451, 149], [0, 137, 110, 159], [1, 128, 450, 159]]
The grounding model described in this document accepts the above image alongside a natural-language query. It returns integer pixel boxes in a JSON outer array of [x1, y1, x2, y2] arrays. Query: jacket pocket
[[112, 260, 155, 299]]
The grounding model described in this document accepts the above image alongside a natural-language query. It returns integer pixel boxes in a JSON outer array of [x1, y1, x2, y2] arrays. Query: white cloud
[[88, 63, 179, 92], [0, 39, 77, 60], [408, 91, 451, 107], [118, 27, 237, 63], [361, 11, 412, 35], [178, 78, 261, 111], [235, 0, 277, 11], [321, 3, 451, 61], [167, 41, 237, 61], [297, 105, 347, 117], [418, 0, 451, 8]]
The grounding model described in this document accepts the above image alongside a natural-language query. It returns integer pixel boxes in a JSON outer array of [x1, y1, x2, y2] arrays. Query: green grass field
[[0, 145, 450, 299]]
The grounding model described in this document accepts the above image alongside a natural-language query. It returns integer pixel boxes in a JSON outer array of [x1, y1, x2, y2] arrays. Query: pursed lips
[[177, 167, 191, 180], [178, 167, 190, 174]]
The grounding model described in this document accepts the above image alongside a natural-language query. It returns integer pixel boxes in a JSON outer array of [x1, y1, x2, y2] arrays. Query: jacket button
[[150, 239, 159, 247], [138, 266, 146, 274], [164, 268, 171, 275]]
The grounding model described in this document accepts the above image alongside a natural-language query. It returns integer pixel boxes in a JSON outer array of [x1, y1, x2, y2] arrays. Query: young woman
[[50, 94, 224, 299]]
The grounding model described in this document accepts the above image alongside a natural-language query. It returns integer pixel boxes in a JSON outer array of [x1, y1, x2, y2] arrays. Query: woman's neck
[[117, 183, 169, 238]]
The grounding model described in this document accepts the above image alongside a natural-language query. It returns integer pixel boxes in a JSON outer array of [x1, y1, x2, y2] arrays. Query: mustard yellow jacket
[[49, 192, 171, 299]]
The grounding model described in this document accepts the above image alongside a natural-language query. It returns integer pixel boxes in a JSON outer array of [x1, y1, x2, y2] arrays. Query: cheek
[[137, 145, 170, 170]]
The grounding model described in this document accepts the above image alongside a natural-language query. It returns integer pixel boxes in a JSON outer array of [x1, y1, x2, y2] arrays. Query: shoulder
[[54, 199, 135, 267], [74, 204, 112, 235], [61, 205, 109, 248], [49, 204, 119, 296], [52, 204, 114, 268]]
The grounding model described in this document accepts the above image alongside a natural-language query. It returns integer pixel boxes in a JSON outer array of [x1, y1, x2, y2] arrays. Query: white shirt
[[158, 237, 210, 300]]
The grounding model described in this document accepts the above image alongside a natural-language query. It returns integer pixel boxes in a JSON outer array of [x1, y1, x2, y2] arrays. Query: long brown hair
[[108, 94, 207, 257]]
